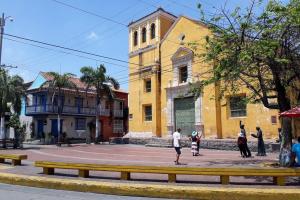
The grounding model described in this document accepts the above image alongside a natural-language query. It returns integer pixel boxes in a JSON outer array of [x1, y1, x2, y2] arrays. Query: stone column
[[129, 28, 133, 52], [138, 26, 141, 48], [146, 22, 150, 45], [155, 17, 159, 42]]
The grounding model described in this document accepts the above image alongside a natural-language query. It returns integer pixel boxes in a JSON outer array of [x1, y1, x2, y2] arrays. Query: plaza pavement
[[0, 143, 299, 187], [0, 183, 173, 200]]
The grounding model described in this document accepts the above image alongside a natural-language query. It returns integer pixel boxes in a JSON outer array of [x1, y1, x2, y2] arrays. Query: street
[[0, 183, 174, 200]]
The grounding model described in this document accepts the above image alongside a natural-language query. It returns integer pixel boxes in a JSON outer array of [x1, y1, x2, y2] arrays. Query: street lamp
[[0, 13, 14, 67]]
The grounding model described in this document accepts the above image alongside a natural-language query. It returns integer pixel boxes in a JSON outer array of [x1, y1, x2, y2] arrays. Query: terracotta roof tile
[[40, 72, 127, 94]]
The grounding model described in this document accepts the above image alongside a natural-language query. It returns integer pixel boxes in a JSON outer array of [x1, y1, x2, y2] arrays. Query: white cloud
[[86, 31, 99, 40]]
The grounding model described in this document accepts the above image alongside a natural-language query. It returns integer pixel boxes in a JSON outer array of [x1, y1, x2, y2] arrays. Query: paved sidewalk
[[0, 144, 299, 187], [0, 183, 172, 200]]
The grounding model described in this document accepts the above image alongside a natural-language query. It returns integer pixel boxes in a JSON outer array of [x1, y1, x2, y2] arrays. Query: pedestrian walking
[[197, 131, 202, 155], [277, 128, 282, 143], [240, 121, 252, 157], [191, 131, 198, 156], [237, 132, 247, 157], [251, 127, 266, 156], [173, 128, 182, 165]]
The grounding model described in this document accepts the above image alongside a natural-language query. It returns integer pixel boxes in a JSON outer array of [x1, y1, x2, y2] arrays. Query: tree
[[8, 114, 26, 149], [0, 69, 25, 148], [194, 0, 300, 166], [80, 65, 120, 143], [40, 72, 77, 146]]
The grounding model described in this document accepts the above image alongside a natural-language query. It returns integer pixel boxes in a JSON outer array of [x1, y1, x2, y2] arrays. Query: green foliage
[[195, 0, 300, 112], [41, 72, 78, 114], [0, 69, 25, 115], [80, 64, 120, 101], [7, 114, 26, 143]]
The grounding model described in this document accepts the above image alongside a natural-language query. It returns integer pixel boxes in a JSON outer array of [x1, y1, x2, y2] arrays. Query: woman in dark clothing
[[237, 133, 247, 157], [251, 127, 267, 156], [240, 121, 252, 157]]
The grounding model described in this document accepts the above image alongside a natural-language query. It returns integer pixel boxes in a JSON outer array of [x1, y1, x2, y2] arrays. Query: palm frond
[[106, 76, 120, 90]]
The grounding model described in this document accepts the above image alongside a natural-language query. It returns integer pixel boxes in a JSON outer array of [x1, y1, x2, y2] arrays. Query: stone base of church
[[110, 135, 280, 153]]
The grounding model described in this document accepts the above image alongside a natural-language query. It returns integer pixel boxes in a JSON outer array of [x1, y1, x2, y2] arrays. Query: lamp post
[[0, 13, 14, 68]]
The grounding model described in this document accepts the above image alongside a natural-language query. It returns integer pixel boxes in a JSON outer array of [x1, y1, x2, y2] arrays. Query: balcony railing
[[99, 108, 110, 116], [25, 104, 110, 116], [113, 109, 123, 117]]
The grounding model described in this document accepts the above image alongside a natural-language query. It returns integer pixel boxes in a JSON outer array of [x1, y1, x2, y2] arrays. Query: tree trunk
[[0, 115, 6, 148], [95, 115, 100, 143], [270, 66, 292, 167], [57, 114, 61, 146], [95, 101, 101, 143], [279, 117, 293, 167], [95, 94, 101, 144]]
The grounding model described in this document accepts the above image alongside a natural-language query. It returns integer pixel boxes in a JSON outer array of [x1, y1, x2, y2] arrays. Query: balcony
[[99, 108, 110, 116], [25, 104, 110, 117], [113, 109, 123, 117]]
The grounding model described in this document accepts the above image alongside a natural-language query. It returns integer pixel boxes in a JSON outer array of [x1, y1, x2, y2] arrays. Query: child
[[191, 131, 199, 156]]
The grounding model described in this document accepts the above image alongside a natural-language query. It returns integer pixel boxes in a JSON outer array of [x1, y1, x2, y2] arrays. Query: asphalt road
[[0, 183, 174, 200]]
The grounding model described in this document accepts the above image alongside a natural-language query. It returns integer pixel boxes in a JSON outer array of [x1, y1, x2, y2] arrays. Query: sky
[[0, 0, 274, 90]]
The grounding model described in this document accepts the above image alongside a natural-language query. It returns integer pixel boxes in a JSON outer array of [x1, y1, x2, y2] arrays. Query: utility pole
[[0, 13, 13, 69], [0, 13, 13, 148]]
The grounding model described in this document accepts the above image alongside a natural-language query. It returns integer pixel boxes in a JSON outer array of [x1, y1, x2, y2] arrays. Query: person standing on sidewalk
[[173, 128, 182, 165], [240, 121, 252, 157], [251, 127, 266, 156], [237, 132, 247, 158], [197, 131, 202, 155], [191, 131, 198, 156]]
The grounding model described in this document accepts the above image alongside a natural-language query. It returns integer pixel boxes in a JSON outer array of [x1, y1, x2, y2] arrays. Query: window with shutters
[[151, 23, 156, 39], [142, 27, 147, 43], [145, 79, 151, 93], [229, 96, 247, 117], [179, 66, 188, 83], [75, 118, 86, 130], [144, 105, 152, 121], [133, 31, 138, 46], [113, 120, 123, 133]]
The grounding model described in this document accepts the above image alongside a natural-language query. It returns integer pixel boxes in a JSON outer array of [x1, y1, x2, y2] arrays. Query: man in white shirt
[[173, 128, 182, 165]]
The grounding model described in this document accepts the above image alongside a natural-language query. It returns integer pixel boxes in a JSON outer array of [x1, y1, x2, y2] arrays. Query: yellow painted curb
[[0, 165, 12, 170], [0, 172, 299, 200]]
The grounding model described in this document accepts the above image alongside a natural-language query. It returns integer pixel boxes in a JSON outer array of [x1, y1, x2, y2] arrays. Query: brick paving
[[0, 144, 299, 187]]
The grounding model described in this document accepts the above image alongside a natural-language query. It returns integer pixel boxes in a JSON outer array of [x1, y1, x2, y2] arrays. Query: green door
[[174, 97, 195, 136]]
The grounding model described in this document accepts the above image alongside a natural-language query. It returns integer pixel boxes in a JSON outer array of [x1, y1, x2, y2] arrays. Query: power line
[[5, 33, 205, 82], [51, 0, 182, 46], [50, 0, 128, 27], [0, 64, 17, 69], [5, 1, 210, 86], [15, 2, 141, 65], [14, 2, 148, 69], [4, 37, 129, 69], [165, 0, 216, 17], [119, 57, 208, 85], [4, 33, 139, 66]]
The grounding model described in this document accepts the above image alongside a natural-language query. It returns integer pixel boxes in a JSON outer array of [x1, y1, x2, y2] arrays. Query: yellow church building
[[128, 8, 280, 139]]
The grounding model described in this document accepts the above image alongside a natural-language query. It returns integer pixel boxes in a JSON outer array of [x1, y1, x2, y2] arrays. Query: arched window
[[142, 27, 147, 43], [151, 23, 156, 39], [133, 31, 138, 46]]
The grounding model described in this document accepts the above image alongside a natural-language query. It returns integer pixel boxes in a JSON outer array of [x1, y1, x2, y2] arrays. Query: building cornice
[[129, 44, 157, 57], [128, 8, 177, 28]]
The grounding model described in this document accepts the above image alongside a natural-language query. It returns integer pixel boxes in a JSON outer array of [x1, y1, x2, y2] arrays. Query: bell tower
[[128, 8, 177, 137]]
